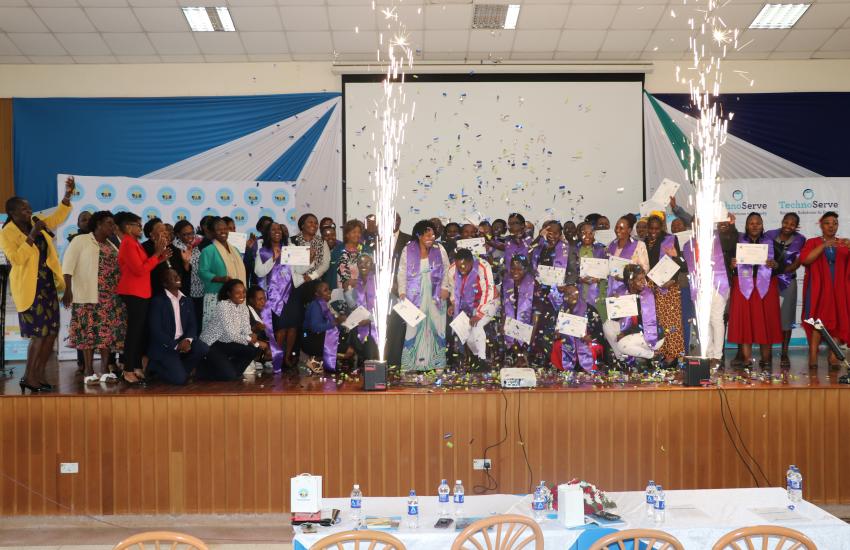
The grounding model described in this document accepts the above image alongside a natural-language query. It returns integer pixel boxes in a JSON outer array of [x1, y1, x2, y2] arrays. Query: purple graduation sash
[[560, 297, 594, 371], [607, 238, 639, 297], [502, 274, 534, 347], [532, 239, 569, 309], [258, 246, 293, 371], [318, 299, 339, 372], [580, 243, 608, 305], [764, 229, 806, 291], [684, 235, 729, 301], [454, 259, 481, 317], [355, 273, 378, 344], [504, 236, 532, 265], [737, 233, 774, 299], [619, 287, 659, 346], [405, 241, 444, 307]]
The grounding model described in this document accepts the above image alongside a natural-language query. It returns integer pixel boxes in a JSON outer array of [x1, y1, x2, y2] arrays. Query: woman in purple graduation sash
[[501, 254, 536, 365], [254, 222, 296, 371], [728, 212, 782, 367], [606, 216, 649, 299], [500, 213, 534, 268], [577, 222, 609, 320], [643, 215, 686, 366], [529, 221, 570, 367], [764, 213, 805, 367], [602, 265, 662, 366], [397, 219, 450, 371], [559, 285, 605, 372], [344, 254, 379, 365]]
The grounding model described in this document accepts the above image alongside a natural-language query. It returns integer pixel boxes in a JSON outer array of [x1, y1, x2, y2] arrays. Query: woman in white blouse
[[199, 279, 266, 380]]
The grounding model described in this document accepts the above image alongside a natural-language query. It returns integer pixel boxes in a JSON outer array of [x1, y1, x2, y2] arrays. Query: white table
[[293, 488, 850, 549]]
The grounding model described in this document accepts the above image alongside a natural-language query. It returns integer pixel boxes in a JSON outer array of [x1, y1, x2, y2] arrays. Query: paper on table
[[342, 306, 372, 330], [736, 243, 769, 265], [393, 299, 425, 327], [666, 505, 711, 521], [280, 246, 311, 266], [606, 294, 639, 319], [608, 256, 631, 278], [594, 229, 614, 245], [456, 237, 486, 256], [580, 257, 609, 279], [537, 265, 566, 287], [557, 312, 588, 338], [640, 199, 665, 219], [675, 230, 693, 248], [450, 311, 472, 344], [330, 288, 345, 303], [650, 178, 681, 206], [750, 507, 809, 523], [647, 255, 681, 286], [227, 231, 248, 254], [504, 317, 533, 344]]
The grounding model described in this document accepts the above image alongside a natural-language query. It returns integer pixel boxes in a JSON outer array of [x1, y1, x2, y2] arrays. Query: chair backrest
[[588, 528, 684, 550], [450, 514, 544, 550], [711, 525, 818, 550], [112, 531, 209, 550], [311, 529, 407, 550]]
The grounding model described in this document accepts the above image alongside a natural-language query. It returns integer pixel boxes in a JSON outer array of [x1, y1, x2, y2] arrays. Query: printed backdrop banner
[[719, 178, 849, 346]]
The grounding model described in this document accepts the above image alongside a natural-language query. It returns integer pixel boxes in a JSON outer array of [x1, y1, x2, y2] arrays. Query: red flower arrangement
[[549, 479, 617, 515]]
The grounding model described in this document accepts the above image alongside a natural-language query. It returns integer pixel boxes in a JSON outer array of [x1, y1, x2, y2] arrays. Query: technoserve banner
[[719, 178, 849, 346]]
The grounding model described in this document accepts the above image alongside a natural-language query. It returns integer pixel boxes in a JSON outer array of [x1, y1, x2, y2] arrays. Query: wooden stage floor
[[1, 351, 849, 517]]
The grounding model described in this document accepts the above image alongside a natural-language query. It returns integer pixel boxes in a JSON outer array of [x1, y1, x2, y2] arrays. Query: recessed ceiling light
[[504, 5, 520, 30], [182, 6, 236, 32], [471, 4, 521, 30], [749, 3, 810, 30]]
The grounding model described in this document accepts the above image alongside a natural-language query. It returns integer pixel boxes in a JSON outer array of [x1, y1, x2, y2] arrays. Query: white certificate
[[675, 230, 693, 248], [648, 255, 681, 286], [226, 231, 248, 254], [449, 311, 472, 344], [594, 229, 615, 245], [537, 265, 566, 287], [330, 288, 345, 304], [714, 202, 730, 223], [606, 294, 639, 319], [456, 237, 486, 256], [342, 306, 372, 330], [504, 317, 533, 344], [650, 178, 681, 206], [640, 199, 665, 219], [608, 256, 631, 278], [279, 246, 311, 266], [736, 243, 769, 265], [580, 257, 609, 280], [393, 298, 426, 327], [557, 312, 588, 338]]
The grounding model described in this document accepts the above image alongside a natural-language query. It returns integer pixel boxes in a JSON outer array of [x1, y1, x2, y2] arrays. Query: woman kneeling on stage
[[602, 265, 664, 369]]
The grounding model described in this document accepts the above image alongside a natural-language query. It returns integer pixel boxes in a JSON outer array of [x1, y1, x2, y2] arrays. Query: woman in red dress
[[727, 212, 782, 367], [800, 211, 850, 368]]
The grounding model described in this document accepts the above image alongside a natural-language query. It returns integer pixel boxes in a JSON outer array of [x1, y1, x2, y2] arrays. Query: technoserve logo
[[778, 188, 839, 210], [725, 189, 767, 211]]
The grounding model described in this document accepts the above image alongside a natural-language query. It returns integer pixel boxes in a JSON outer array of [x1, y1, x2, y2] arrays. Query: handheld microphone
[[31, 216, 55, 238]]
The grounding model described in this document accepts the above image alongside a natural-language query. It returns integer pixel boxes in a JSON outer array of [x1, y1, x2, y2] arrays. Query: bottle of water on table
[[532, 484, 546, 523], [438, 479, 450, 517], [453, 479, 465, 518], [407, 490, 419, 529], [350, 484, 362, 523], [645, 480, 657, 517], [653, 485, 666, 524], [787, 465, 803, 505]]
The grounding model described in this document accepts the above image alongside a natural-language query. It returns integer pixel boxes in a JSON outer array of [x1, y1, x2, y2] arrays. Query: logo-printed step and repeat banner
[[719, 178, 849, 346]]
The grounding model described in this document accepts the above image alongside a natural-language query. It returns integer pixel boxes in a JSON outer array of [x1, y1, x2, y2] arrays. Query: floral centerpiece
[[550, 479, 617, 515]]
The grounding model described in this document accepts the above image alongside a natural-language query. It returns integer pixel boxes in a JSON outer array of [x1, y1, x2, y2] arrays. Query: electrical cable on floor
[[716, 386, 761, 488], [516, 391, 534, 494], [718, 385, 772, 487], [473, 390, 509, 495]]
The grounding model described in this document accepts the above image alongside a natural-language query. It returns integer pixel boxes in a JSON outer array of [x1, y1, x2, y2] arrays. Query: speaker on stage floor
[[364, 360, 387, 391], [683, 356, 710, 387]]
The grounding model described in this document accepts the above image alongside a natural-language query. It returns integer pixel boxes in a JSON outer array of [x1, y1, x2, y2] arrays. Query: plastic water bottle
[[532, 484, 546, 523], [653, 485, 666, 524], [350, 484, 363, 522], [406, 490, 419, 529], [453, 480, 465, 518], [438, 479, 450, 517], [538, 481, 552, 510], [645, 480, 657, 517], [787, 466, 803, 504]]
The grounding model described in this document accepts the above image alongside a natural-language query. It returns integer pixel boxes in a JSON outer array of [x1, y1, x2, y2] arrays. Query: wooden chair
[[711, 525, 817, 550], [113, 531, 209, 550], [588, 528, 684, 550], [451, 514, 544, 550], [311, 529, 407, 550]]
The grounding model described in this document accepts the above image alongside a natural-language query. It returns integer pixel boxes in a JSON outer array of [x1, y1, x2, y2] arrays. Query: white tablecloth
[[293, 488, 850, 549]]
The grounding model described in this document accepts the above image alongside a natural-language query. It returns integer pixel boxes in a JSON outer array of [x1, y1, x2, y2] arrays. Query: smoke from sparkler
[[682, 0, 737, 358], [371, 2, 415, 361]]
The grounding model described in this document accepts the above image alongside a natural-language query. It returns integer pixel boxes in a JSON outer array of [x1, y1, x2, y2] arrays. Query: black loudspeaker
[[683, 356, 710, 387], [363, 360, 387, 391]]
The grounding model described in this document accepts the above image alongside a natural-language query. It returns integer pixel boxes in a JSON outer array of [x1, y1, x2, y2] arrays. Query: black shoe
[[39, 383, 55, 392], [19, 379, 43, 394]]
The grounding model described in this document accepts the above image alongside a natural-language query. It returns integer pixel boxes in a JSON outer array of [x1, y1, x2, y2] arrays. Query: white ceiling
[[0, 0, 849, 64]]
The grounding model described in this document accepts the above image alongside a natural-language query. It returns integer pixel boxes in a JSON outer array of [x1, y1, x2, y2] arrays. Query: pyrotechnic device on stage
[[500, 367, 537, 388]]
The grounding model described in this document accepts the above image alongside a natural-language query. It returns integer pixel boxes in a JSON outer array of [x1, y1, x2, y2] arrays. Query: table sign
[[280, 246, 311, 266], [606, 294, 639, 319], [290, 474, 322, 514], [736, 243, 769, 265], [557, 312, 587, 338]]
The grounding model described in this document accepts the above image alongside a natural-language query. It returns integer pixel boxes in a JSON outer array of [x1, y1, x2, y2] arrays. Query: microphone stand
[[804, 319, 850, 384]]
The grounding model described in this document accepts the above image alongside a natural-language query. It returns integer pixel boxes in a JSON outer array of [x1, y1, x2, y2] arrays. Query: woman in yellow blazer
[[0, 177, 75, 393]]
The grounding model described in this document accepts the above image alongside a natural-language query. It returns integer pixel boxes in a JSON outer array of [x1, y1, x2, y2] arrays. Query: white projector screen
[[343, 74, 644, 231]]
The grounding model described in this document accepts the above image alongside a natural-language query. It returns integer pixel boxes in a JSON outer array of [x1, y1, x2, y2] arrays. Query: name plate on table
[[280, 246, 311, 266], [606, 294, 639, 319], [226, 231, 248, 254], [450, 311, 472, 344], [537, 265, 566, 287], [456, 237, 486, 256], [650, 178, 681, 206], [393, 298, 425, 327], [557, 312, 587, 338], [648, 255, 680, 286], [342, 306, 371, 330], [608, 256, 631, 278], [580, 257, 609, 280], [595, 229, 615, 245], [675, 230, 693, 248], [504, 317, 533, 344], [290, 474, 322, 513], [736, 243, 768, 265]]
